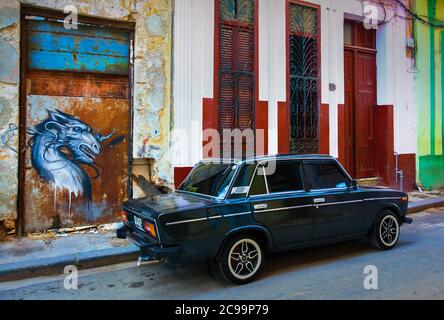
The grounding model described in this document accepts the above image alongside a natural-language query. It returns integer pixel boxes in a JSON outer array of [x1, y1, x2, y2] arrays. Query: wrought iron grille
[[289, 3, 319, 154], [218, 0, 255, 158]]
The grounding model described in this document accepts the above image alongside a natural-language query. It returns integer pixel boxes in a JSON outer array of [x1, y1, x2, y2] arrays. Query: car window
[[303, 162, 349, 190], [249, 166, 268, 196], [179, 162, 237, 198], [266, 161, 304, 193], [229, 163, 256, 199]]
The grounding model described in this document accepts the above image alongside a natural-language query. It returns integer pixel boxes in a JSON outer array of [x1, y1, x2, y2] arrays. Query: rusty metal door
[[20, 13, 133, 232]]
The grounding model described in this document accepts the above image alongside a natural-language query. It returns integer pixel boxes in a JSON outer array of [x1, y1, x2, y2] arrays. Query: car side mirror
[[350, 179, 358, 189]]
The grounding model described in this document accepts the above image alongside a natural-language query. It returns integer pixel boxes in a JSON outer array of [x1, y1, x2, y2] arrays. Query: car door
[[249, 160, 313, 249], [303, 160, 366, 240]]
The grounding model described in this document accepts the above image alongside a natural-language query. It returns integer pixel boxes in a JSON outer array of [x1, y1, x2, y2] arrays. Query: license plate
[[134, 215, 143, 230]]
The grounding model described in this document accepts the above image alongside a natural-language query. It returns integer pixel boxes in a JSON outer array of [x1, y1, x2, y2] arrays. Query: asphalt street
[[1, 209, 444, 300]]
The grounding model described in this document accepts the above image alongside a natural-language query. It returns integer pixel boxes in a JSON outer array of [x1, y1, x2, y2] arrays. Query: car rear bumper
[[116, 224, 179, 260]]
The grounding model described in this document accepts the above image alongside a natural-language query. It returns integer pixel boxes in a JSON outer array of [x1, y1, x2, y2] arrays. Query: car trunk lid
[[123, 191, 217, 219]]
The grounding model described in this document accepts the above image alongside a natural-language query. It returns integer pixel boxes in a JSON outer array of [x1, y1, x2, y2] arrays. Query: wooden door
[[343, 48, 376, 178], [343, 20, 377, 178], [354, 50, 376, 177]]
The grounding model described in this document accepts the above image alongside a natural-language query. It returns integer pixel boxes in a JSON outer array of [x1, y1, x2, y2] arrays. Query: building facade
[[171, 0, 417, 192]]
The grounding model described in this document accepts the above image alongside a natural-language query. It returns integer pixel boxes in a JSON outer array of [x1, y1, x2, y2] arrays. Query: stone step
[[356, 177, 380, 187]]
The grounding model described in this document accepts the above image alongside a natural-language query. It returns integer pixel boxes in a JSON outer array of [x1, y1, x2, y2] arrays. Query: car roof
[[246, 154, 335, 163], [201, 154, 336, 165]]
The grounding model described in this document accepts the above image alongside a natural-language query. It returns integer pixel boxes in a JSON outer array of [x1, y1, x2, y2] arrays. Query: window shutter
[[218, 0, 255, 133]]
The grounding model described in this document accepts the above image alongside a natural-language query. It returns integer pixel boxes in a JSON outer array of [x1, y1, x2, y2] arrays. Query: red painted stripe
[[319, 103, 330, 154], [398, 154, 416, 192], [174, 167, 193, 189], [278, 101, 290, 154], [202, 98, 216, 159], [337, 104, 345, 167], [255, 101, 268, 156]]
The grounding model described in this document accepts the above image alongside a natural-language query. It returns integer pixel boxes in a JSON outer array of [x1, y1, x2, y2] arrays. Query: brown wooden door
[[343, 47, 376, 178], [354, 50, 376, 177]]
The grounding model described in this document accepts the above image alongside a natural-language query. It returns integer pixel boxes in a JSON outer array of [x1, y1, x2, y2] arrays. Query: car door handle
[[254, 203, 268, 210], [313, 198, 325, 204]]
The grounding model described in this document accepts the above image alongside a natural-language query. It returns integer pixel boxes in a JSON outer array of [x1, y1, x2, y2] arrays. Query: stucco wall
[[0, 0, 173, 222]]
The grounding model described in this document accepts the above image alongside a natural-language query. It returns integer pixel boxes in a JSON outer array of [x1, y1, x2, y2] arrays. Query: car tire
[[216, 235, 264, 285], [369, 210, 400, 250]]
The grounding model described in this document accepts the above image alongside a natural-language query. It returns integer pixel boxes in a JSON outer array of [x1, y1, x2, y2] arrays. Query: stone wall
[[0, 0, 173, 223]]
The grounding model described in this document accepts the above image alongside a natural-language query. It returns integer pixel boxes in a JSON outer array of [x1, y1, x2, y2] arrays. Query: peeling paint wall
[[0, 0, 173, 223], [0, 0, 20, 222]]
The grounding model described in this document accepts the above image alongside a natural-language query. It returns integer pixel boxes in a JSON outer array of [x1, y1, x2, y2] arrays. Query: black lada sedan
[[117, 154, 412, 284]]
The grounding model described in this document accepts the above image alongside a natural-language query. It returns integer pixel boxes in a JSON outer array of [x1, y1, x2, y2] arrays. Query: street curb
[[0, 246, 139, 283], [408, 197, 444, 214]]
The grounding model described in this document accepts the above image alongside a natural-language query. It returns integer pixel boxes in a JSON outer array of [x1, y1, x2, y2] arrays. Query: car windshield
[[178, 162, 238, 198]]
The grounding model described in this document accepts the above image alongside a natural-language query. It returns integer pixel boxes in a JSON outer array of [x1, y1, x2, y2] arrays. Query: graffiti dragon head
[[32, 109, 115, 165], [28, 109, 115, 201]]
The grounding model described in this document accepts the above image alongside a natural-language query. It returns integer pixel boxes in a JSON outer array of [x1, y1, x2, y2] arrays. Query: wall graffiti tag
[[0, 123, 18, 153]]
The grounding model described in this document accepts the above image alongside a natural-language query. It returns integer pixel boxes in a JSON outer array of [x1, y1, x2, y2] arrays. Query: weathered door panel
[[26, 20, 130, 75], [23, 95, 129, 232], [354, 51, 376, 178]]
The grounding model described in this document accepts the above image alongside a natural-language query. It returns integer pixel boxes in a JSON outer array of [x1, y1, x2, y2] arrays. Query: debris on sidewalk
[[24, 223, 120, 240], [0, 219, 16, 242], [408, 189, 444, 203], [424, 206, 444, 214]]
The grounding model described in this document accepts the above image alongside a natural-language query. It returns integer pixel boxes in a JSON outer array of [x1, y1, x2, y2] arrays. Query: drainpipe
[[394, 152, 404, 192]]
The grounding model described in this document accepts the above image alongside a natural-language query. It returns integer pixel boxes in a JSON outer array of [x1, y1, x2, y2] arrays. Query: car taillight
[[121, 210, 129, 224], [143, 221, 157, 239]]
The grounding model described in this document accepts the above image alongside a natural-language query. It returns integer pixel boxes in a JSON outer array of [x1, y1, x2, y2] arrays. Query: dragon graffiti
[[27, 109, 115, 219]]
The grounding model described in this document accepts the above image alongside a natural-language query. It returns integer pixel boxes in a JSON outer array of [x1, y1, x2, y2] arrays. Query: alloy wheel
[[379, 215, 399, 247], [228, 239, 262, 280]]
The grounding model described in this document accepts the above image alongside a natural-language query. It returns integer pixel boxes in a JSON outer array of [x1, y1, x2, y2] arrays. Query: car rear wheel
[[217, 235, 264, 285], [369, 210, 400, 250]]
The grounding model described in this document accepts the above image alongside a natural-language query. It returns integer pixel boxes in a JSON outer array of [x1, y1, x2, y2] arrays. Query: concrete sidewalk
[[1, 197, 444, 283], [0, 224, 138, 282]]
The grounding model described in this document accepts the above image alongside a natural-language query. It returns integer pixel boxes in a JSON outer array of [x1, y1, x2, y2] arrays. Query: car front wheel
[[370, 210, 400, 250], [217, 235, 264, 285]]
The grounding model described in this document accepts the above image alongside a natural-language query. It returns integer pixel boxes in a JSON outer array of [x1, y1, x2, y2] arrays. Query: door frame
[[17, 5, 135, 235]]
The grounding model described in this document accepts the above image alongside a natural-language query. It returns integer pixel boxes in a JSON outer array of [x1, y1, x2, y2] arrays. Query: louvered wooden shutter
[[218, 0, 255, 134]]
